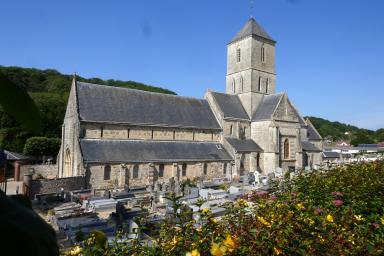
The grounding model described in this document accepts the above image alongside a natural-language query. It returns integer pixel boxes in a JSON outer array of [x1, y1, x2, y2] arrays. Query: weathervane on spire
[[250, 0, 255, 18]]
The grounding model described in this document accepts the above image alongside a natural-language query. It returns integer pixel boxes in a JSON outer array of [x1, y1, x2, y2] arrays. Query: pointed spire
[[250, 0, 254, 19], [229, 17, 275, 44]]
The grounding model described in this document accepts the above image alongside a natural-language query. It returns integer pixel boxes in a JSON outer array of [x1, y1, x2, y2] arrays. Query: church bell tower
[[226, 17, 276, 117]]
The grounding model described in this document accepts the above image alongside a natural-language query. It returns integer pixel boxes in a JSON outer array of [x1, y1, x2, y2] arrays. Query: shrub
[[23, 136, 60, 157], [69, 161, 384, 255]]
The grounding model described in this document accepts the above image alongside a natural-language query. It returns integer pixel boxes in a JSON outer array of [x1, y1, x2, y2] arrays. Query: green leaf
[[0, 72, 41, 133]]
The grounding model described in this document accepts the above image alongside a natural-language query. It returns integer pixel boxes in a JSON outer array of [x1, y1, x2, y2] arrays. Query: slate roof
[[4, 150, 31, 161], [252, 93, 283, 121], [358, 144, 378, 148], [306, 120, 322, 140], [301, 141, 322, 152], [322, 151, 340, 158], [210, 92, 249, 120], [76, 82, 221, 130], [80, 140, 233, 163], [230, 17, 275, 44], [226, 138, 263, 152]]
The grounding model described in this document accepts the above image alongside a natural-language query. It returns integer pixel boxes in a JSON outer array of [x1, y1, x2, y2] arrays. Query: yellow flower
[[171, 236, 179, 246], [326, 214, 334, 223], [210, 218, 218, 224], [186, 249, 200, 256], [296, 203, 305, 210], [274, 247, 282, 255], [354, 215, 364, 222], [202, 208, 211, 214], [381, 216, 384, 225], [69, 245, 82, 256], [238, 198, 249, 207], [210, 242, 227, 256], [257, 216, 272, 228], [308, 218, 315, 226], [223, 234, 239, 252], [317, 234, 325, 243]]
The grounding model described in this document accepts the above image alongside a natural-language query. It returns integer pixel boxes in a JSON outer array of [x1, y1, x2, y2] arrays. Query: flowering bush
[[66, 161, 384, 255]]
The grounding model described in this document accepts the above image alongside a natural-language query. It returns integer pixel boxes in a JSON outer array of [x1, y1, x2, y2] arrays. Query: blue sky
[[1, 0, 383, 130]]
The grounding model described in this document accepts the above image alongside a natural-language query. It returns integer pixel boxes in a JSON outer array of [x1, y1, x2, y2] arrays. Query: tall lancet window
[[104, 165, 111, 180], [236, 48, 241, 62], [240, 77, 244, 93], [258, 77, 262, 92], [261, 46, 265, 63], [284, 139, 290, 160], [266, 78, 269, 93], [232, 79, 236, 93]]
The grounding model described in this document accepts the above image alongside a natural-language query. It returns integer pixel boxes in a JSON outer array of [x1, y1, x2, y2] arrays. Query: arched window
[[258, 77, 262, 92], [236, 48, 241, 62], [182, 163, 187, 176], [284, 139, 290, 160], [232, 80, 236, 94], [104, 165, 111, 180], [203, 163, 208, 175], [64, 148, 71, 177], [133, 164, 139, 179], [159, 164, 164, 177], [240, 77, 244, 93], [266, 78, 269, 93], [223, 163, 227, 175], [230, 125, 233, 136]]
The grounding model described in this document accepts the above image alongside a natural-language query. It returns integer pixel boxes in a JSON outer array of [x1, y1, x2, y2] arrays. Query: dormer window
[[236, 48, 241, 62]]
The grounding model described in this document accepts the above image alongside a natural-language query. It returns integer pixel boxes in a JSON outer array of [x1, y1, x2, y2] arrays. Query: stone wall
[[83, 123, 220, 142], [29, 176, 85, 198], [21, 164, 58, 179], [87, 161, 230, 190]]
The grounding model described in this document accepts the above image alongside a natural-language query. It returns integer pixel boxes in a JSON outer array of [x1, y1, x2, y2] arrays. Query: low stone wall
[[21, 164, 58, 179], [29, 176, 85, 198]]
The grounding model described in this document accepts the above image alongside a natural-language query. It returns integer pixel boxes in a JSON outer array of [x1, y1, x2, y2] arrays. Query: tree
[[376, 129, 384, 142], [23, 137, 61, 157], [0, 72, 41, 133], [350, 131, 375, 146]]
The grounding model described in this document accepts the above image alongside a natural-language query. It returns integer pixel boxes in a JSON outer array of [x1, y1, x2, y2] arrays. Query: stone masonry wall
[[21, 164, 58, 179], [87, 161, 230, 190], [29, 176, 85, 198], [83, 123, 220, 142]]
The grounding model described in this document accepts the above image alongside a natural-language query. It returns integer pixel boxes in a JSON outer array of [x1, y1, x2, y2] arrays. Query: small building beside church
[[57, 17, 323, 191]]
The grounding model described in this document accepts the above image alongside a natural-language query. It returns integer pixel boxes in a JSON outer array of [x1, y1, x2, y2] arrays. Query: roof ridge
[[306, 118, 323, 140], [77, 81, 205, 102], [270, 93, 285, 117], [80, 138, 223, 145]]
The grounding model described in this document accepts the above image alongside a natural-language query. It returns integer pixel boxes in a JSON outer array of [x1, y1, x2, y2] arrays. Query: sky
[[1, 0, 383, 130]]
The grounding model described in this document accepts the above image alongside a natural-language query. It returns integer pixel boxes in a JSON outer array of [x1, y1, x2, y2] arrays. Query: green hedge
[[23, 136, 61, 157]]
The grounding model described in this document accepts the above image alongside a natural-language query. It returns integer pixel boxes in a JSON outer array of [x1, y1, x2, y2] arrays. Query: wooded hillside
[[0, 66, 382, 155], [0, 66, 176, 154], [306, 116, 384, 145]]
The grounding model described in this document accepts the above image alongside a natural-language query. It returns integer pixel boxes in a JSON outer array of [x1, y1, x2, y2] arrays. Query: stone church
[[57, 18, 323, 190]]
